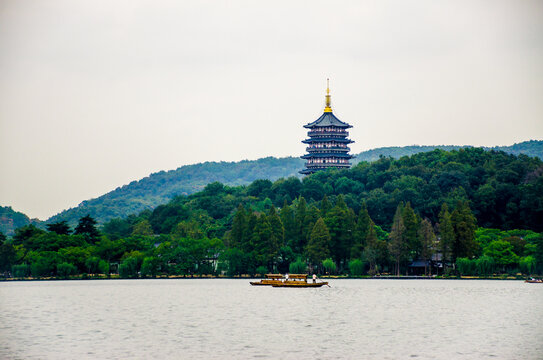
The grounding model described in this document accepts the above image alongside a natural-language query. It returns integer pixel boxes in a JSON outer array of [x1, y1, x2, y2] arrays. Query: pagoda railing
[[307, 131, 349, 137], [306, 146, 350, 152], [305, 162, 352, 168]]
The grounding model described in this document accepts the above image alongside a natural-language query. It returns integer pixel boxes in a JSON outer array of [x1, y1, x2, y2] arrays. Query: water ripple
[[0, 279, 542, 359]]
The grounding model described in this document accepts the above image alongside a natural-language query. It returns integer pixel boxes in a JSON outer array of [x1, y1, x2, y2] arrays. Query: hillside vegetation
[[4, 147, 543, 279], [40, 141, 543, 227], [139, 147, 543, 233], [0, 207, 40, 237], [47, 157, 303, 226]]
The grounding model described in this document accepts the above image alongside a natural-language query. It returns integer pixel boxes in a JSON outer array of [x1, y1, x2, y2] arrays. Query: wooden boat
[[272, 274, 329, 288], [272, 281, 328, 288], [250, 274, 284, 286], [525, 278, 543, 283], [250, 273, 329, 287]]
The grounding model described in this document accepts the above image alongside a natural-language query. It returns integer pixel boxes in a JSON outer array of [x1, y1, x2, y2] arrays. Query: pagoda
[[300, 80, 354, 175]]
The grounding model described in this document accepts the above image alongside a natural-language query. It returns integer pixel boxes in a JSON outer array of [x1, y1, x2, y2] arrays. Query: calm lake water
[[1, 279, 542, 359]]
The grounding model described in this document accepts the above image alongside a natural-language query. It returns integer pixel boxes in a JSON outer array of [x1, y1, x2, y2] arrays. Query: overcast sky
[[1, 0, 542, 220]]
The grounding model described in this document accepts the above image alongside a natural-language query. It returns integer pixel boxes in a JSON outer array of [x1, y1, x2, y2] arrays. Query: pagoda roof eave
[[299, 164, 352, 175], [304, 112, 352, 129], [301, 153, 353, 159], [302, 138, 354, 144]]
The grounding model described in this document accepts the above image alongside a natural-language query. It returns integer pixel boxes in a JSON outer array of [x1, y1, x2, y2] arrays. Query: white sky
[[1, 0, 542, 220]]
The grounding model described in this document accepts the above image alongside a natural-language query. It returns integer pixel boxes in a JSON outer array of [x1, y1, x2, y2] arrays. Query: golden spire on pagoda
[[324, 78, 332, 113]]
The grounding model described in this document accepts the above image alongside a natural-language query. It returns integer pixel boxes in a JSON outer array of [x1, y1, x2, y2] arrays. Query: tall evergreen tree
[[242, 211, 257, 253], [351, 203, 371, 259], [46, 221, 71, 235], [0, 232, 16, 274], [267, 206, 285, 247], [302, 206, 320, 247], [74, 215, 100, 243], [335, 194, 348, 210], [402, 202, 421, 259], [251, 215, 279, 269], [438, 203, 454, 269], [292, 197, 307, 254], [532, 235, 543, 274], [419, 218, 436, 276], [325, 195, 355, 268], [363, 220, 381, 275], [389, 203, 407, 276], [451, 201, 478, 260], [280, 201, 296, 248], [320, 195, 332, 217], [306, 218, 331, 269], [229, 204, 247, 248]]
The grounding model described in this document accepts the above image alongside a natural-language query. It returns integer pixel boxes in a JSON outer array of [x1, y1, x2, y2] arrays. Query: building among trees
[[300, 80, 354, 175]]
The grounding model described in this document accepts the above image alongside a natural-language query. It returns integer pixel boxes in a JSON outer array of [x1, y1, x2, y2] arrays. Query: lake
[[1, 279, 542, 359]]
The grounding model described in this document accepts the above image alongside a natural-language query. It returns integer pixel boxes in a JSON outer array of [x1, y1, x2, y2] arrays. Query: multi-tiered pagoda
[[300, 81, 354, 175]]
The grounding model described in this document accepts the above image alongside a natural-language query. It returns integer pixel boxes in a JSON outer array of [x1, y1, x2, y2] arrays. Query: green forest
[[1, 147, 543, 279], [35, 140, 543, 229]]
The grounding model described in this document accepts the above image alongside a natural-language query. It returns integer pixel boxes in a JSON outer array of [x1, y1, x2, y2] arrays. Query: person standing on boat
[[285, 273, 289, 282], [312, 274, 317, 283]]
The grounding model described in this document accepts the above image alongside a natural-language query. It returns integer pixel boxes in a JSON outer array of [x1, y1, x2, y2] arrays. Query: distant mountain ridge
[[2, 140, 541, 234], [355, 140, 543, 162], [0, 206, 41, 236]]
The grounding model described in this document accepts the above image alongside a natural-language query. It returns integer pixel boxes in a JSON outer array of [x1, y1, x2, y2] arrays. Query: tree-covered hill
[[96, 146, 542, 276], [492, 140, 543, 159], [355, 145, 468, 163], [0, 206, 41, 236], [138, 147, 543, 234], [40, 140, 543, 226], [46, 157, 304, 226], [355, 140, 543, 163], [4, 147, 543, 279]]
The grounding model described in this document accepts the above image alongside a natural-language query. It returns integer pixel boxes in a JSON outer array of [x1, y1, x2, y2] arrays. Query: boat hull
[[250, 280, 283, 286], [272, 282, 328, 288]]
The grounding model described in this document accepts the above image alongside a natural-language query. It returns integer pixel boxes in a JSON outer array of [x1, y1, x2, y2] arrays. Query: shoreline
[[0, 275, 532, 282]]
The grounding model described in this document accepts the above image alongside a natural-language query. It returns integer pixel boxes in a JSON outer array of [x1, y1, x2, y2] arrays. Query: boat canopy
[[265, 274, 284, 278], [288, 274, 308, 279]]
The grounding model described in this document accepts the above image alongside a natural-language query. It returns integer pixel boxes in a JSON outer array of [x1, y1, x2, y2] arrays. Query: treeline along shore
[[1, 148, 542, 280]]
